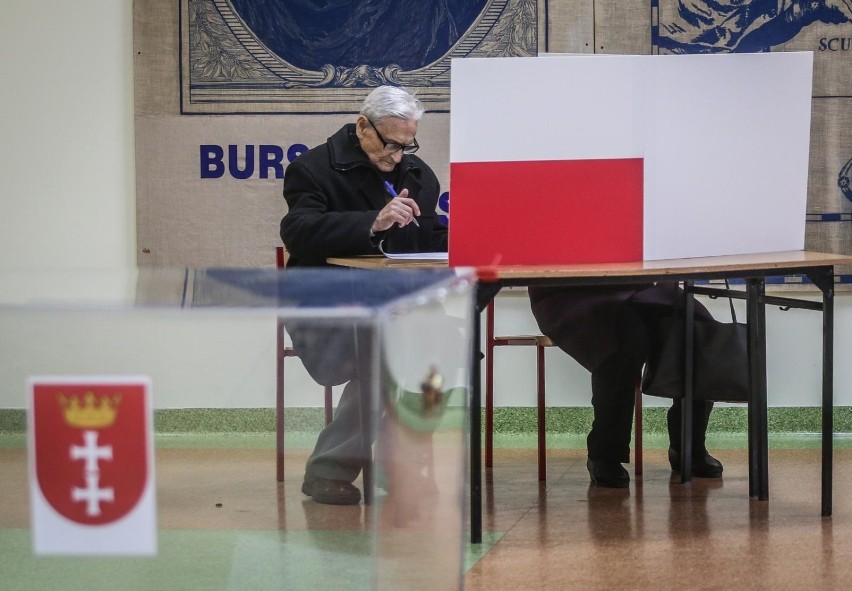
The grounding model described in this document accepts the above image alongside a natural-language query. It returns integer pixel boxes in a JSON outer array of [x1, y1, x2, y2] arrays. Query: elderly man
[[280, 85, 447, 504]]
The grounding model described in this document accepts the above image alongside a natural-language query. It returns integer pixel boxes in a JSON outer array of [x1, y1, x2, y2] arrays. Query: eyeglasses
[[367, 118, 419, 155]]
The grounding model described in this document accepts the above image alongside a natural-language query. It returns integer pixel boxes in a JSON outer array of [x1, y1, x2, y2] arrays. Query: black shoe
[[587, 458, 630, 488], [301, 473, 362, 505], [668, 448, 723, 478]]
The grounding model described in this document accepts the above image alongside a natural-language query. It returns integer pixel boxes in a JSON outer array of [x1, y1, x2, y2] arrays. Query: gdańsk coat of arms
[[28, 377, 156, 555]]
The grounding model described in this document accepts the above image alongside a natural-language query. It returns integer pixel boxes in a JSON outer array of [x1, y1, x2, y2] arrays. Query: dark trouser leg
[[588, 306, 648, 463], [668, 398, 714, 453]]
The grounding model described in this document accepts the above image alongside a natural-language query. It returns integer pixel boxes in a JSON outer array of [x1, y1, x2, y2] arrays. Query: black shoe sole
[[301, 480, 361, 505], [587, 459, 629, 488], [668, 449, 723, 478]]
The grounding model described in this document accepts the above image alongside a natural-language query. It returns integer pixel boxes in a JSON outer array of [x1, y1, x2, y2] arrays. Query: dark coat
[[279, 123, 447, 386], [280, 123, 447, 267], [528, 283, 714, 372]]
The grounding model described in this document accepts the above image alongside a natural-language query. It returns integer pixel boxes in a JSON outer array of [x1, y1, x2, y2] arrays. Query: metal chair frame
[[275, 246, 334, 482]]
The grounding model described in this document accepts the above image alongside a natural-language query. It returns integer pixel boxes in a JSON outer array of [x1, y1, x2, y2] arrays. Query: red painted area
[[449, 159, 644, 266]]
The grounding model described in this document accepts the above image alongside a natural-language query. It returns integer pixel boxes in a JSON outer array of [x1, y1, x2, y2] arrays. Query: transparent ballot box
[[0, 267, 475, 591]]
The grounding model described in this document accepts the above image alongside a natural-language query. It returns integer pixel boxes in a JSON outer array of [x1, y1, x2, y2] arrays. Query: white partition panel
[[643, 52, 813, 260]]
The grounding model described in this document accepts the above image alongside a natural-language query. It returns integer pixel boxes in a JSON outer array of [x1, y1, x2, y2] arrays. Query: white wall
[[490, 289, 852, 409], [0, 3, 849, 410], [0, 1, 136, 270]]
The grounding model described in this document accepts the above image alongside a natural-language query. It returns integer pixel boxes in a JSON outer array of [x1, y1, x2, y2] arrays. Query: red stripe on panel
[[448, 159, 644, 266]]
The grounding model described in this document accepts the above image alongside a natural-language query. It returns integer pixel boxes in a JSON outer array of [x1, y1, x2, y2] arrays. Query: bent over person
[[529, 284, 724, 488], [280, 86, 447, 504]]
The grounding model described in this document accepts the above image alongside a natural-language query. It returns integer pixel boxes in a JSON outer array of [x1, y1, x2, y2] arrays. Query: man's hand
[[371, 188, 421, 232]]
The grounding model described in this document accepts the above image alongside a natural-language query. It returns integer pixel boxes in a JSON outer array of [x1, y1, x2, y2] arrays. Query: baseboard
[[1, 407, 849, 434], [496, 406, 842, 434]]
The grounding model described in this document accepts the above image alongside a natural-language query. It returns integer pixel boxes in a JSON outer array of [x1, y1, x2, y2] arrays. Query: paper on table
[[378, 240, 449, 261], [383, 252, 449, 261]]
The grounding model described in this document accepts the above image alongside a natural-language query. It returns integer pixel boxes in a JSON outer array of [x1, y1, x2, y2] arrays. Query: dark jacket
[[280, 123, 447, 267], [529, 283, 714, 372]]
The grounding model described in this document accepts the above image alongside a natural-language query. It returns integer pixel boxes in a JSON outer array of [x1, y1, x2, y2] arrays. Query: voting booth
[[1, 267, 474, 590], [449, 53, 814, 266]]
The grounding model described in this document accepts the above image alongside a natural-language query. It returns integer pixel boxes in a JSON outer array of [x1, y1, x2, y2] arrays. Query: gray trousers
[[288, 320, 374, 484], [305, 377, 371, 483]]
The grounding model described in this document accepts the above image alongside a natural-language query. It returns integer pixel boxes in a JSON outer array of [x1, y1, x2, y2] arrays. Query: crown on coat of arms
[[58, 392, 121, 428]]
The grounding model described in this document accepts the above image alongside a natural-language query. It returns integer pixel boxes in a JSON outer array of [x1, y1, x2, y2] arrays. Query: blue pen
[[383, 180, 420, 227]]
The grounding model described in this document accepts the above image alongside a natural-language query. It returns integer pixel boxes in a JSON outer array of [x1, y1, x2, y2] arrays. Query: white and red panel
[[449, 53, 813, 266]]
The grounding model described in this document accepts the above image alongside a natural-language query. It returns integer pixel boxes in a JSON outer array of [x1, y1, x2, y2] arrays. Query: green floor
[[0, 528, 506, 591]]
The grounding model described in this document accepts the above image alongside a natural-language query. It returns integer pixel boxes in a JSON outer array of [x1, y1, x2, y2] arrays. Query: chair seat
[[493, 335, 554, 347]]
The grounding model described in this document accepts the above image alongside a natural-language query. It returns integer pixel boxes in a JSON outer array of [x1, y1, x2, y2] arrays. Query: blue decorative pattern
[[654, 1, 852, 54], [227, 0, 487, 71], [841, 157, 852, 203], [653, 1, 852, 285], [181, 0, 537, 113]]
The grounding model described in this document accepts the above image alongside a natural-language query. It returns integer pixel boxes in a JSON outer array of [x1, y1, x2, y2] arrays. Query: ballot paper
[[379, 241, 448, 261]]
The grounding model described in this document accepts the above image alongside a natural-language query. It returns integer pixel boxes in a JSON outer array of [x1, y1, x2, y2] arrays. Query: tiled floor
[[2, 434, 852, 590], [469, 444, 852, 590]]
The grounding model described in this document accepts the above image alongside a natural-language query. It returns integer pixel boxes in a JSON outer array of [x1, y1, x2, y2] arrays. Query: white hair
[[360, 86, 425, 122]]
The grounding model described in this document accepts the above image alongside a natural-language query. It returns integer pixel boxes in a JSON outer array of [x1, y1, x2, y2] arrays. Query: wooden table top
[[327, 250, 852, 281]]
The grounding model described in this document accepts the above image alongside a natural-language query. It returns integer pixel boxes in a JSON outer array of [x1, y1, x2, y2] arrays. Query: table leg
[[807, 268, 834, 516], [470, 282, 501, 543], [746, 280, 756, 497], [358, 326, 375, 505], [470, 288, 483, 544], [680, 282, 694, 483], [746, 278, 769, 500], [757, 279, 769, 500], [822, 275, 834, 517]]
